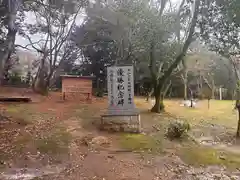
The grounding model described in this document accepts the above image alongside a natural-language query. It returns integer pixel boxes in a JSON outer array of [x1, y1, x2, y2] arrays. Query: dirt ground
[[1, 88, 240, 180]]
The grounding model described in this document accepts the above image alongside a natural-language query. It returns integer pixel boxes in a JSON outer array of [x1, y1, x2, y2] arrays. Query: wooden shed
[[61, 75, 94, 101]]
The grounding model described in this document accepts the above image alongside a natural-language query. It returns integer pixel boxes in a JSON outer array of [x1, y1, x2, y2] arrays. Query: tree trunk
[[33, 56, 48, 95], [0, 0, 17, 85], [151, 93, 164, 113], [45, 68, 55, 89], [97, 78, 100, 90], [163, 81, 172, 98], [184, 78, 187, 100], [153, 0, 200, 104], [182, 58, 188, 100], [149, 0, 200, 113], [211, 77, 215, 99], [49, 63, 66, 88], [211, 86, 215, 99], [33, 71, 48, 95], [237, 102, 240, 138], [236, 81, 240, 137], [146, 88, 154, 102], [200, 75, 203, 97], [151, 78, 172, 113], [151, 83, 164, 113]]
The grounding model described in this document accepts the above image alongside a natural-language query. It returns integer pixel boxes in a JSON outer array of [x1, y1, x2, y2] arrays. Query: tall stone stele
[[107, 65, 138, 115]]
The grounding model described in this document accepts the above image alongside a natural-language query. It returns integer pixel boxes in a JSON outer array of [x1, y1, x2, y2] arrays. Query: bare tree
[[18, 0, 86, 94]]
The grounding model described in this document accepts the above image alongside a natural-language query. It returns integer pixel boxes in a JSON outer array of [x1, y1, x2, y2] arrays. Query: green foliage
[[95, 89, 104, 97], [166, 120, 190, 139], [180, 146, 240, 169], [236, 81, 240, 107], [0, 0, 7, 39], [198, 0, 240, 57], [74, 0, 183, 79], [236, 80, 240, 90], [120, 133, 162, 153], [8, 72, 22, 84]]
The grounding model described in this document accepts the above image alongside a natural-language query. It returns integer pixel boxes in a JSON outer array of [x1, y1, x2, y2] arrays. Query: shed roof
[[60, 75, 95, 79]]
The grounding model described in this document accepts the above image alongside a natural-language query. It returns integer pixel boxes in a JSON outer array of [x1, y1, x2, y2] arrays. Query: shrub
[[95, 89, 104, 97], [166, 120, 190, 139], [8, 72, 22, 85]]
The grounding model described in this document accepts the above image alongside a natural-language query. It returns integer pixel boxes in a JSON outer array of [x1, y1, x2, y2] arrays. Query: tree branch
[[52, 4, 82, 69], [15, 39, 46, 50], [24, 34, 44, 53], [160, 0, 200, 84]]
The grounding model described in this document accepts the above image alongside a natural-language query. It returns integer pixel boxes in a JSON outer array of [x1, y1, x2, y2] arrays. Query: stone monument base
[[100, 109, 141, 133]]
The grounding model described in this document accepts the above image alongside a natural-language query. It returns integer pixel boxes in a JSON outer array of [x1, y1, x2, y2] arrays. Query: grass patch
[[135, 99, 149, 108], [179, 146, 240, 169], [6, 105, 22, 113], [0, 127, 71, 169], [14, 135, 32, 153], [14, 117, 32, 126], [5, 104, 33, 125], [73, 105, 99, 129], [35, 127, 72, 155], [120, 133, 162, 154], [164, 99, 238, 128]]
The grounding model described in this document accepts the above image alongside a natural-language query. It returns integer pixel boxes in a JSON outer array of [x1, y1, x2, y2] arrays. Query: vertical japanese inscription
[[127, 68, 132, 105], [107, 66, 135, 112], [109, 69, 114, 106], [117, 68, 125, 106]]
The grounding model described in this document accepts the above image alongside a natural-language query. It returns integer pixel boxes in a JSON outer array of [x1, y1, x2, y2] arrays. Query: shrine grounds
[[1, 88, 240, 179]]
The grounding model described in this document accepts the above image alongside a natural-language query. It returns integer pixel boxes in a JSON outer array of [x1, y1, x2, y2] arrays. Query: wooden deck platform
[[0, 97, 31, 102]]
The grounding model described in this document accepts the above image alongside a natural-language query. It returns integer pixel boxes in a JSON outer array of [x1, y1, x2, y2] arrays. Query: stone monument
[[101, 65, 141, 133]]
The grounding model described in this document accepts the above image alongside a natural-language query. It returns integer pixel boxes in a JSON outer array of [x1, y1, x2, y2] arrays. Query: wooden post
[[137, 114, 141, 133], [208, 97, 210, 109], [100, 116, 104, 130], [63, 92, 65, 100], [219, 87, 222, 100]]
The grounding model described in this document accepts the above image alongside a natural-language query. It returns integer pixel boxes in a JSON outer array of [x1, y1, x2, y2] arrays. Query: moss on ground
[[5, 104, 33, 125], [10, 126, 72, 156], [35, 127, 72, 154], [6, 105, 22, 113], [179, 146, 240, 169], [119, 133, 162, 154]]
